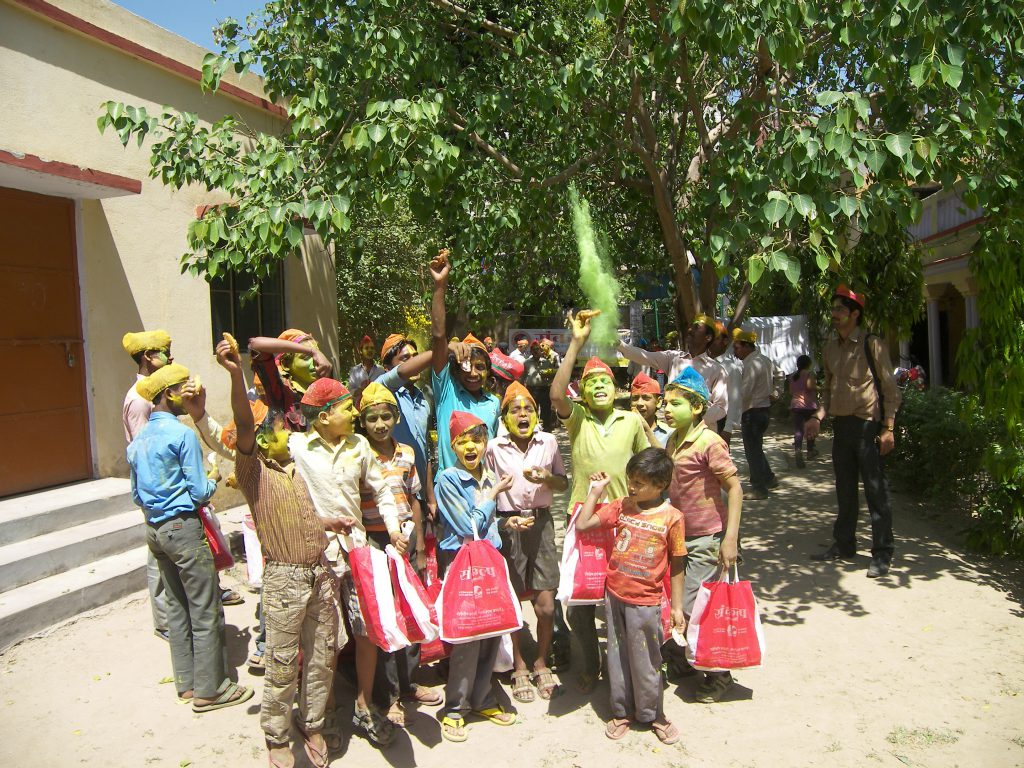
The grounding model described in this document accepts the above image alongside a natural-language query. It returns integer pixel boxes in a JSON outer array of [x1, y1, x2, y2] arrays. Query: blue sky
[[112, 1, 266, 51]]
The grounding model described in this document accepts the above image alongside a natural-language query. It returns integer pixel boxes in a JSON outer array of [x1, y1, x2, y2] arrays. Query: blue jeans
[[741, 408, 774, 491]]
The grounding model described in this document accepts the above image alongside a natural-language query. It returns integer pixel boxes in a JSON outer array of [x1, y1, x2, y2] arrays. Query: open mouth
[[517, 419, 531, 431], [463, 452, 479, 464]]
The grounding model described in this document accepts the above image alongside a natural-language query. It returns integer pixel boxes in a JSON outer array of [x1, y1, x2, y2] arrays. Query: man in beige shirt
[[733, 328, 778, 499], [807, 285, 901, 578]]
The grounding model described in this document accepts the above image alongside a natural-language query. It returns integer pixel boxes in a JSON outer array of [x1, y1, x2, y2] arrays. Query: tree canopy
[[100, 0, 1024, 341]]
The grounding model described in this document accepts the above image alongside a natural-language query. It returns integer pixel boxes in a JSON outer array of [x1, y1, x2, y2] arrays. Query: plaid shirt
[[360, 440, 421, 532]]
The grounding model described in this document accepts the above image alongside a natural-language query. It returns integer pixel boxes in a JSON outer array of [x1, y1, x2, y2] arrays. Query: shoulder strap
[[863, 334, 885, 420]]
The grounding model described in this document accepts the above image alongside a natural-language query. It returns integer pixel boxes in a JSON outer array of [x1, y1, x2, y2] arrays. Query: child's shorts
[[336, 564, 368, 638], [498, 507, 559, 597]]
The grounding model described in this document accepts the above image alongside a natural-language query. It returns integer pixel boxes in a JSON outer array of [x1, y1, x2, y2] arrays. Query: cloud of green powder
[[569, 185, 621, 349]]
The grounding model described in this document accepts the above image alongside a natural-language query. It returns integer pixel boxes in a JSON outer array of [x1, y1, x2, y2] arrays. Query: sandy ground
[[2, 426, 1023, 768]]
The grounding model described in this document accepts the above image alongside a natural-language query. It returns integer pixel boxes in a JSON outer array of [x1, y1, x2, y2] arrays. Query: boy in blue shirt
[[434, 411, 515, 742], [127, 363, 253, 713]]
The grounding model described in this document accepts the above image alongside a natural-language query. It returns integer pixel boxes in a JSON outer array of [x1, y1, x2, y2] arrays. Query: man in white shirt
[[707, 322, 742, 446], [509, 336, 530, 365], [616, 314, 728, 431], [348, 334, 385, 405], [733, 328, 778, 499]]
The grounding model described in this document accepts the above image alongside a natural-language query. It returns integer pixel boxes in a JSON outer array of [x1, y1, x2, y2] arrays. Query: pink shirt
[[790, 371, 818, 410], [666, 423, 737, 537], [123, 375, 152, 443], [484, 430, 565, 512]]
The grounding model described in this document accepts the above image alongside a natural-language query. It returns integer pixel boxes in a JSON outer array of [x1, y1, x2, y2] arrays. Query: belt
[[147, 510, 199, 527], [497, 506, 549, 517]]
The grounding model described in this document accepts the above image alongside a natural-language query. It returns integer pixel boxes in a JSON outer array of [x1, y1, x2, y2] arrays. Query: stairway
[[0, 478, 147, 651]]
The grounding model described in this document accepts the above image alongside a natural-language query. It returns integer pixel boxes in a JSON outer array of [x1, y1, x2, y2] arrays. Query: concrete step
[[0, 545, 147, 651], [0, 509, 145, 593], [0, 478, 135, 546]]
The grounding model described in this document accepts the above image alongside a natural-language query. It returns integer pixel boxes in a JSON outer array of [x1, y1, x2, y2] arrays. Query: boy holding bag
[[434, 411, 516, 742], [574, 449, 686, 745]]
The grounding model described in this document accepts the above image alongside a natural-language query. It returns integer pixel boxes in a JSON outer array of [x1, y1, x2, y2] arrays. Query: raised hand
[[429, 249, 450, 284]]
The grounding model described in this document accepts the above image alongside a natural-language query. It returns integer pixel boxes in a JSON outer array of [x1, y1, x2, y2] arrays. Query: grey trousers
[[443, 636, 501, 717], [262, 562, 341, 745], [605, 592, 663, 723], [146, 513, 227, 698], [147, 540, 168, 632], [567, 604, 600, 677]]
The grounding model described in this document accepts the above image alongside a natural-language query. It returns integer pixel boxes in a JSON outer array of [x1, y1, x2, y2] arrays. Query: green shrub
[[893, 387, 1024, 557]]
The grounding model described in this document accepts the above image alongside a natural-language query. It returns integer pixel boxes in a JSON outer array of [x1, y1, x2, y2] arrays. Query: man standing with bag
[[807, 285, 901, 578]]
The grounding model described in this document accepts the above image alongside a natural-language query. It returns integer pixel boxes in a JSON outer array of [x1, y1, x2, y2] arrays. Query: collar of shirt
[[449, 466, 496, 486], [493, 431, 544, 453], [840, 328, 863, 345], [301, 430, 358, 456], [148, 411, 178, 423], [675, 420, 709, 448]]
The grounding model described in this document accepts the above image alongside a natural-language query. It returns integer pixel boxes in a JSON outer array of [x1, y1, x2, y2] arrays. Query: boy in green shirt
[[550, 310, 651, 691]]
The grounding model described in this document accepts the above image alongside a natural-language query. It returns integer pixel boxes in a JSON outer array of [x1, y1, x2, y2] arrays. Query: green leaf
[[783, 257, 801, 285], [792, 194, 815, 218], [748, 257, 765, 285], [815, 91, 844, 107], [884, 133, 912, 158], [763, 195, 791, 224], [838, 195, 858, 217], [909, 63, 927, 88], [865, 147, 886, 174], [946, 43, 966, 66], [367, 124, 387, 143], [286, 223, 303, 248], [940, 62, 963, 88]]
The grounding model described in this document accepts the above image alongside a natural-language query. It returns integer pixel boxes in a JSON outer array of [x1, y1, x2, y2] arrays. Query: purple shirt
[[484, 430, 565, 512]]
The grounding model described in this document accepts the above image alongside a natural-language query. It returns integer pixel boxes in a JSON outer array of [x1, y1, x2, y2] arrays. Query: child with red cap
[[434, 411, 515, 742], [550, 310, 652, 692], [288, 376, 407, 748], [429, 251, 501, 471], [484, 381, 568, 702], [630, 372, 672, 447]]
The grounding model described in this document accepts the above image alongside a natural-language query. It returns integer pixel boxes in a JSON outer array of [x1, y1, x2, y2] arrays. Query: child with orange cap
[[429, 251, 501, 471], [484, 381, 568, 702], [435, 411, 515, 742], [550, 310, 652, 692], [630, 372, 672, 447], [357, 381, 443, 724]]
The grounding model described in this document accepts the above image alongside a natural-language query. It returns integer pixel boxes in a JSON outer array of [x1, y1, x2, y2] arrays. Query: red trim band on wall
[[0, 149, 142, 194], [10, 0, 288, 118]]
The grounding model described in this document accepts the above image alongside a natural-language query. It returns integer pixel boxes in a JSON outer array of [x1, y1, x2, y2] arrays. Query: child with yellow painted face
[[435, 411, 516, 742], [215, 337, 350, 768], [663, 367, 743, 703], [287, 377, 406, 748], [550, 310, 652, 693], [484, 382, 568, 703]]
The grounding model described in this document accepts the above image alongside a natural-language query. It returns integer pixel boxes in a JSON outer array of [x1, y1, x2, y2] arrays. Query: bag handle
[[712, 563, 740, 584]]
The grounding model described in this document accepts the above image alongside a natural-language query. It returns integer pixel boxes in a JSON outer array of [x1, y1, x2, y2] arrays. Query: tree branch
[[445, 105, 524, 178]]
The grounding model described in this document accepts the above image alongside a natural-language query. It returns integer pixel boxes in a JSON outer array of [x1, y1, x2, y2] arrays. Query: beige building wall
[[0, 0, 338, 481]]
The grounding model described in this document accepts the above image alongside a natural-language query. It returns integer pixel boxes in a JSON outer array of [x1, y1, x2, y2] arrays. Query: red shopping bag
[[436, 524, 523, 644], [686, 567, 765, 671], [199, 506, 234, 571], [419, 534, 451, 664], [555, 502, 615, 606], [348, 543, 411, 653], [386, 545, 439, 644]]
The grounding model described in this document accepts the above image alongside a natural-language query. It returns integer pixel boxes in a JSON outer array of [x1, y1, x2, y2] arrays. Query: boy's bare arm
[[430, 250, 450, 375], [670, 555, 686, 629], [216, 339, 256, 456], [717, 472, 743, 567], [247, 336, 332, 378], [409, 495, 426, 572], [550, 310, 593, 419], [574, 472, 610, 531]]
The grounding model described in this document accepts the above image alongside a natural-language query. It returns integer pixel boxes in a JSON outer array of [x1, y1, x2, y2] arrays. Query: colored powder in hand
[[569, 185, 621, 349]]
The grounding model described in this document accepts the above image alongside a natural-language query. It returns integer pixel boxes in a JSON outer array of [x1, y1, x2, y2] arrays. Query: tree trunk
[[699, 260, 718, 317]]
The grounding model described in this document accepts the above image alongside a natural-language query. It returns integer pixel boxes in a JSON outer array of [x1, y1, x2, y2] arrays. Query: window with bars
[[210, 267, 285, 347]]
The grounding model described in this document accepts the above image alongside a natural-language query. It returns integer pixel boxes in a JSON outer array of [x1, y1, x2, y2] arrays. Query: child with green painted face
[[550, 310, 652, 692], [663, 367, 743, 703]]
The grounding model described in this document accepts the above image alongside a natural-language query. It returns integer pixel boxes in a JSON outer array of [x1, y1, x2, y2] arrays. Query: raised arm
[[430, 250, 451, 375], [247, 336, 331, 378], [215, 338, 256, 456], [550, 310, 594, 418], [616, 340, 676, 372]]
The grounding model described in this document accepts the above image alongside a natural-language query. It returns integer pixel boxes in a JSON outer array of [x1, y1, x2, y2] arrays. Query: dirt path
[[2, 428, 1023, 767]]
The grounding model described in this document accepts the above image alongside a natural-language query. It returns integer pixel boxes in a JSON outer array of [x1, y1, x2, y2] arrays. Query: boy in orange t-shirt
[[575, 448, 686, 746]]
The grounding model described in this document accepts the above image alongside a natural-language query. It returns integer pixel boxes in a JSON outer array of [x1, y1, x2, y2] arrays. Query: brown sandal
[[511, 670, 535, 703], [531, 667, 559, 700], [652, 718, 680, 745], [605, 718, 631, 740]]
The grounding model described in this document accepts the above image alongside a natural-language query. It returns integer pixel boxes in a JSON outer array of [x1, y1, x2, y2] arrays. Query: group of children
[[124, 250, 745, 765]]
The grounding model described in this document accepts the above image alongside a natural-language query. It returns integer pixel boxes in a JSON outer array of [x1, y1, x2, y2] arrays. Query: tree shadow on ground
[[736, 427, 1024, 626]]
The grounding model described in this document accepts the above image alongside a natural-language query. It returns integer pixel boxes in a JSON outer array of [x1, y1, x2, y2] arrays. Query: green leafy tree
[[99, 0, 1024, 334]]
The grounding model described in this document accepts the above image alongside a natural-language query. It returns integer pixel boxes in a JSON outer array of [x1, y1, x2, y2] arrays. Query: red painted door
[[0, 187, 91, 497]]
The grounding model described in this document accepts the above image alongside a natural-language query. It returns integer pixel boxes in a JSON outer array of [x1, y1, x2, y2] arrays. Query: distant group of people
[[122, 256, 900, 765]]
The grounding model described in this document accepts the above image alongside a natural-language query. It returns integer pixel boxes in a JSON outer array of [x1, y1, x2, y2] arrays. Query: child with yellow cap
[[357, 382, 442, 724], [128, 363, 254, 714], [550, 310, 652, 693], [484, 381, 568, 702], [435, 411, 515, 742], [121, 329, 173, 640]]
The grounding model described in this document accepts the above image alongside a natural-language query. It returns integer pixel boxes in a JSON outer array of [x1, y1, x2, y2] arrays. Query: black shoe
[[744, 487, 769, 500], [867, 558, 890, 578], [766, 476, 780, 489], [811, 544, 856, 562]]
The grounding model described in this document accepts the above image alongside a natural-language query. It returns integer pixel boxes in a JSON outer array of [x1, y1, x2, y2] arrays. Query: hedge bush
[[892, 387, 1024, 557]]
